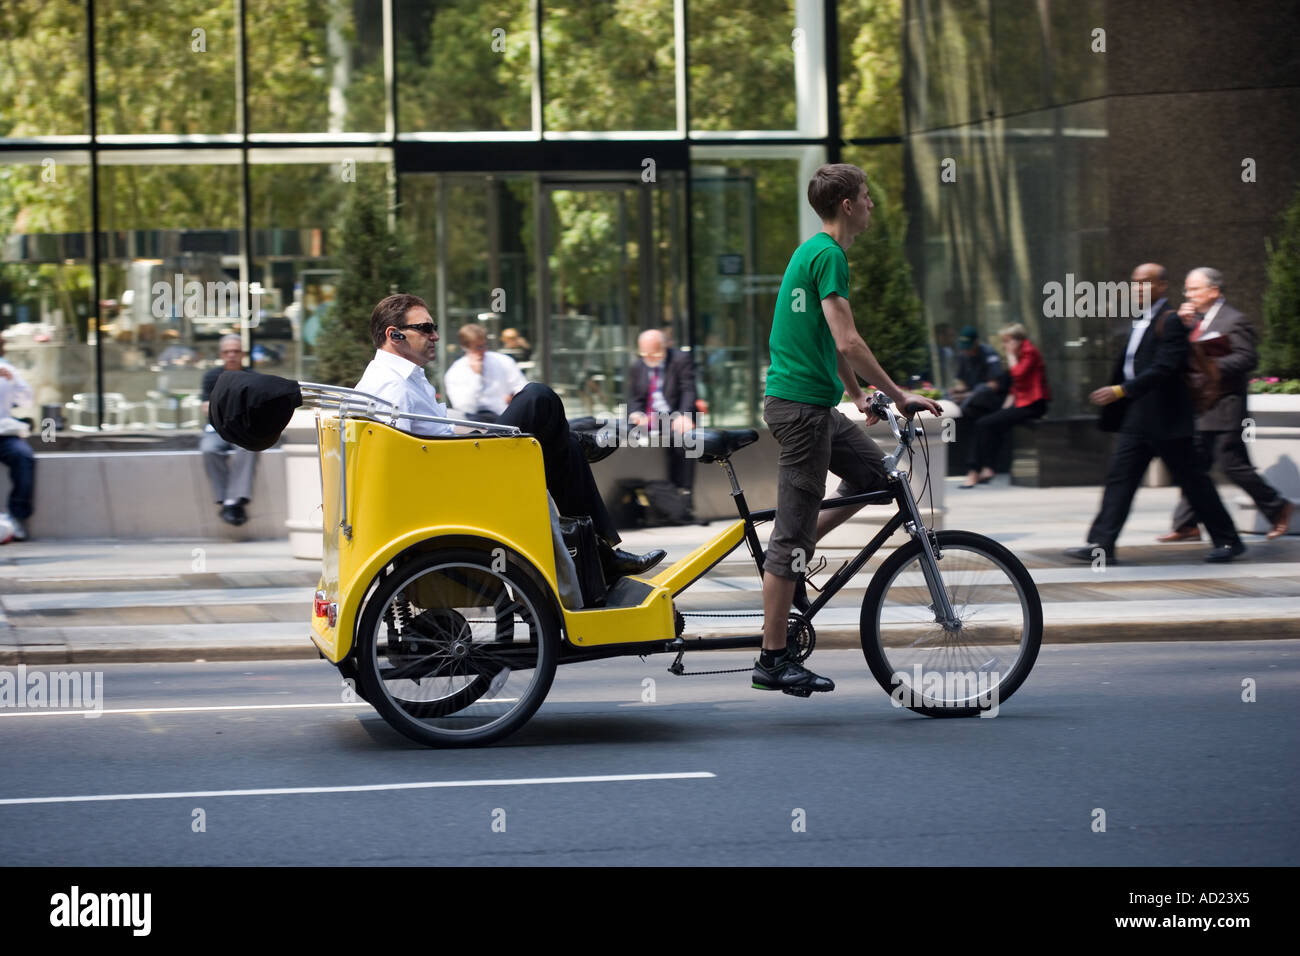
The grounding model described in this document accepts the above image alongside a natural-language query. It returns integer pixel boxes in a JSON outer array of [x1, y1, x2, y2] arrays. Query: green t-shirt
[[765, 231, 850, 407]]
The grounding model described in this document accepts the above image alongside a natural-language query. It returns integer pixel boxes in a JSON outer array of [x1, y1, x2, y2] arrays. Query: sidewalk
[[1, 477, 1296, 664]]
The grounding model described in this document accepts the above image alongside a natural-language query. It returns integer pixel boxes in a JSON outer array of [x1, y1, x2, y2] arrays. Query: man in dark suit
[[1158, 267, 1293, 542], [1065, 262, 1246, 563], [627, 328, 698, 513]]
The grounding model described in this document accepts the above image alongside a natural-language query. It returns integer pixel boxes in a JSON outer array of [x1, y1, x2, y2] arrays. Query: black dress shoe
[[1064, 544, 1116, 564], [219, 504, 241, 525], [231, 502, 248, 526], [574, 429, 617, 463], [608, 547, 667, 577], [1204, 541, 1246, 563]]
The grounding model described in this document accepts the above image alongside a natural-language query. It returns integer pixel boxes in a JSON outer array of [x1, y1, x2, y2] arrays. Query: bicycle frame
[[639, 395, 959, 653]]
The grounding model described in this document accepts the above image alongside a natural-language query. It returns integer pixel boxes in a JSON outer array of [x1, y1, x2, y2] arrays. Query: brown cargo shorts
[[762, 396, 890, 580]]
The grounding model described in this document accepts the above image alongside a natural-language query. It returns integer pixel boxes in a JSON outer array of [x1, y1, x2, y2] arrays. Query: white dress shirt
[[353, 349, 453, 437], [0, 359, 34, 437], [1123, 297, 1166, 382], [443, 350, 528, 415]]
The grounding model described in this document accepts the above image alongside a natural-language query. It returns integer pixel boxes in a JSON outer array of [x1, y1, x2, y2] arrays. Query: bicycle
[[303, 385, 1043, 747]]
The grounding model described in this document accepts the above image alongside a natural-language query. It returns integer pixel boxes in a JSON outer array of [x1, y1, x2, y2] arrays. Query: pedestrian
[[0, 337, 35, 541], [1065, 263, 1246, 564], [961, 323, 1050, 487], [443, 322, 528, 423], [200, 334, 259, 526], [627, 328, 699, 519], [1157, 267, 1293, 542]]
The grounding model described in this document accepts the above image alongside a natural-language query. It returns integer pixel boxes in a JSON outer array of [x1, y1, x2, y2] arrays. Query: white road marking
[[0, 701, 371, 718], [0, 772, 717, 806]]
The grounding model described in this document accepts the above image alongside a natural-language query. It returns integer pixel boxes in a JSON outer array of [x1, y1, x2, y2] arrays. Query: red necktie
[[647, 367, 660, 428]]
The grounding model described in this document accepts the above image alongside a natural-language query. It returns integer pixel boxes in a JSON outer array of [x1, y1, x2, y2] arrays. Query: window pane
[[0, 1, 89, 137], [248, 0, 386, 133], [0, 154, 95, 428], [690, 0, 796, 131], [401, 173, 538, 388], [94, 0, 237, 135], [396, 0, 533, 133], [905, 0, 994, 131], [543, 1, 676, 132], [838, 0, 904, 138], [97, 157, 242, 422], [691, 153, 810, 425], [249, 153, 389, 382]]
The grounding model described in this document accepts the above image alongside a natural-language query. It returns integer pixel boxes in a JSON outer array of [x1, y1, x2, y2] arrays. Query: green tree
[[845, 184, 928, 382], [315, 175, 418, 386], [1261, 183, 1300, 380]]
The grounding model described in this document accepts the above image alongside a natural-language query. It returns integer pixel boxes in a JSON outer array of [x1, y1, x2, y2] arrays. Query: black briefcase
[[558, 515, 608, 607]]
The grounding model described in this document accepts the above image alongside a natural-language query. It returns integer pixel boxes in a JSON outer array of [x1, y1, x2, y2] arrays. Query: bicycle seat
[[692, 428, 758, 463]]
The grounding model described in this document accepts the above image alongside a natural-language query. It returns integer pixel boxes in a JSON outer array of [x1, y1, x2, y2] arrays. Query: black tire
[[860, 530, 1042, 717], [355, 547, 559, 747]]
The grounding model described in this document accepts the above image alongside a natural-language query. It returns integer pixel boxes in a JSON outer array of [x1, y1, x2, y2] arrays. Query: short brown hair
[[457, 322, 488, 349], [807, 163, 866, 221], [369, 293, 429, 348]]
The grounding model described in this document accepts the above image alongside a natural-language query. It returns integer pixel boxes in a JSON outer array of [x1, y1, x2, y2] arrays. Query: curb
[[3, 617, 1298, 665]]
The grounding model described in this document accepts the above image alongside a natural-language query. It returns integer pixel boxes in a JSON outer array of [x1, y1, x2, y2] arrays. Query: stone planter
[[1235, 393, 1300, 535], [283, 407, 324, 559]]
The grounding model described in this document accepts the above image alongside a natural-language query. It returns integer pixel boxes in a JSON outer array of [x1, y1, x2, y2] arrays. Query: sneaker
[[219, 504, 241, 525], [752, 653, 835, 697], [10, 519, 28, 542]]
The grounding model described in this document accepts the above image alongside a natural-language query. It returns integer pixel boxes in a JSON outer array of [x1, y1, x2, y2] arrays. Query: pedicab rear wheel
[[355, 547, 559, 747]]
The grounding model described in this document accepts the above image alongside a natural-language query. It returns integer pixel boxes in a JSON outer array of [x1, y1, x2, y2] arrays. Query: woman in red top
[[960, 323, 1050, 487]]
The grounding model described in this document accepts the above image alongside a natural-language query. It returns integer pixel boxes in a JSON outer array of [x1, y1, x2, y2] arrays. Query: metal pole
[[86, 0, 103, 429]]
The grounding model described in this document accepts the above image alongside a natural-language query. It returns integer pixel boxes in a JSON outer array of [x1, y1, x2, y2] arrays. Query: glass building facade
[[1, 0, 907, 430]]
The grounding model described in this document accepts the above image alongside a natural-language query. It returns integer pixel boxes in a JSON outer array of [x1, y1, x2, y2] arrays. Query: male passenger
[[756, 165, 942, 695], [354, 294, 663, 578]]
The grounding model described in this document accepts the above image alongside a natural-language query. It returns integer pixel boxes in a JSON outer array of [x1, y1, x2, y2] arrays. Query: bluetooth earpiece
[[389, 329, 406, 341]]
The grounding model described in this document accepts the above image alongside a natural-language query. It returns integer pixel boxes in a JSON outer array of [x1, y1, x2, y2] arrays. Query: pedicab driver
[[755, 164, 943, 696]]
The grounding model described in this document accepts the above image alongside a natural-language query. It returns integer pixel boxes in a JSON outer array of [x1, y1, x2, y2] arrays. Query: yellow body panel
[[310, 417, 559, 663], [650, 520, 747, 595], [309, 415, 743, 660], [559, 579, 676, 647]]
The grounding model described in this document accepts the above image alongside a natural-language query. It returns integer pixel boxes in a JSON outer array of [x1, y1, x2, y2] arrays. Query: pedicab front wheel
[[355, 547, 559, 748]]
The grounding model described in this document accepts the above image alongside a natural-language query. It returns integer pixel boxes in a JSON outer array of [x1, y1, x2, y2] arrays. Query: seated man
[[354, 293, 663, 578], [0, 339, 35, 541], [200, 334, 259, 526], [443, 322, 529, 423]]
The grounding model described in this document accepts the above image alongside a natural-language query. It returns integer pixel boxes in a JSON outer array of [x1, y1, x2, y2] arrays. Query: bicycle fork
[[893, 467, 961, 631]]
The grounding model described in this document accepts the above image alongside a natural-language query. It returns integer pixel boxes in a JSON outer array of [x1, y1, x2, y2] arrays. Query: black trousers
[[971, 400, 1046, 471], [1171, 429, 1287, 530], [666, 444, 695, 492], [1087, 431, 1241, 550], [496, 383, 619, 543]]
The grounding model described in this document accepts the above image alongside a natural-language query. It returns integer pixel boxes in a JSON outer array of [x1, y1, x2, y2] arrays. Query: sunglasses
[[398, 322, 438, 336]]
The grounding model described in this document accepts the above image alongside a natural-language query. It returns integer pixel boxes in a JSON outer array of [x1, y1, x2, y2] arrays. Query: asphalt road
[[1, 642, 1296, 866]]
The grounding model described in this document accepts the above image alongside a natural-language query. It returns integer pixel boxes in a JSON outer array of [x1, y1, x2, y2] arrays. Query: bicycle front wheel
[[860, 530, 1042, 717]]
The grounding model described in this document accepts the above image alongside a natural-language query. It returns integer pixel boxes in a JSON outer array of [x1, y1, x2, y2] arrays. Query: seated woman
[[961, 323, 1050, 487]]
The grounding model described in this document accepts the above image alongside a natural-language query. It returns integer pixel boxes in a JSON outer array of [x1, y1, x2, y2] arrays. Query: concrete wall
[[0, 449, 286, 540]]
